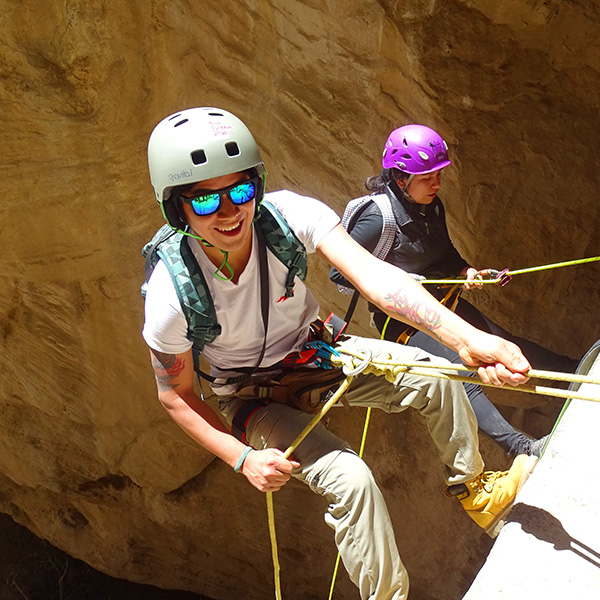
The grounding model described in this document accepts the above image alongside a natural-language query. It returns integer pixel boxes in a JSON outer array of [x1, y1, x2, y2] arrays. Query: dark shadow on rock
[[0, 513, 213, 600], [508, 503, 600, 569]]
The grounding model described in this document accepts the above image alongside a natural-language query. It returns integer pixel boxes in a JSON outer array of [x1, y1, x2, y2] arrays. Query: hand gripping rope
[[265, 345, 600, 600], [419, 255, 600, 287], [332, 347, 600, 403]]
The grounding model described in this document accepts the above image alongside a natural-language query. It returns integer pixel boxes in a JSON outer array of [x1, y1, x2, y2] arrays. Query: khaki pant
[[219, 334, 483, 600]]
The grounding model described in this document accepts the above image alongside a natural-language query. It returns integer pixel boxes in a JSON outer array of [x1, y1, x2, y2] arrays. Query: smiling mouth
[[216, 219, 243, 235]]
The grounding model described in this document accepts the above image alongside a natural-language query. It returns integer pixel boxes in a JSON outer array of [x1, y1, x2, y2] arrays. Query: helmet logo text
[[168, 169, 192, 182]]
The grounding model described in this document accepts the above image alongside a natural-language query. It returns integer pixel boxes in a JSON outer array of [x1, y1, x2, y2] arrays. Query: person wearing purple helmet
[[331, 124, 578, 457]]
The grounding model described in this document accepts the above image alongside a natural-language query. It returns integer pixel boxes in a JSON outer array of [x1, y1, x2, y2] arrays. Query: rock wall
[[1, 1, 599, 599]]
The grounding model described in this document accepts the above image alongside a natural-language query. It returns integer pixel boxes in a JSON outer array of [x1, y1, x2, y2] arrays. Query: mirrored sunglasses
[[180, 177, 259, 216]]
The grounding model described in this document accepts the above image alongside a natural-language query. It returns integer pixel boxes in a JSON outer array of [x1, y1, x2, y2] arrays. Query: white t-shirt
[[142, 189, 340, 393]]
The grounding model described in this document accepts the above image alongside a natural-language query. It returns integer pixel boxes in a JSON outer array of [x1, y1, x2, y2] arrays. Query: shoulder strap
[[257, 200, 308, 298], [340, 193, 397, 323], [142, 227, 221, 353], [370, 192, 397, 261], [141, 224, 177, 298], [341, 193, 397, 262]]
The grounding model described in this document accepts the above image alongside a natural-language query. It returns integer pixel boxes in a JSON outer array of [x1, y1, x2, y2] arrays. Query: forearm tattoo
[[150, 351, 185, 392], [384, 289, 443, 334]]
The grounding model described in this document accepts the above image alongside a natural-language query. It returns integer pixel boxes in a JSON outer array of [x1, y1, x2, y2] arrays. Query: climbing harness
[[418, 255, 600, 287]]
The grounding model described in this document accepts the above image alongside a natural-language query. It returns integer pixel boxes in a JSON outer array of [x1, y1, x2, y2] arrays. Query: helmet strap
[[387, 179, 416, 205], [396, 175, 419, 204], [213, 250, 235, 282], [177, 228, 234, 281]]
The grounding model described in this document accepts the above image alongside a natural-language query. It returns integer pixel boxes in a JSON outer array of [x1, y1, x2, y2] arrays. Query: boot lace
[[470, 470, 504, 493]]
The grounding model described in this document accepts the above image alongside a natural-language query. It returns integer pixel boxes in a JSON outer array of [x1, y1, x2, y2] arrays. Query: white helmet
[[147, 107, 265, 228]]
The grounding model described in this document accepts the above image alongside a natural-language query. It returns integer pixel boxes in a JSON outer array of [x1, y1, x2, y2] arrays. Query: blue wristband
[[234, 446, 253, 473]]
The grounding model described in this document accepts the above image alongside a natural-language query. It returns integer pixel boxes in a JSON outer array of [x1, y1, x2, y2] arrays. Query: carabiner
[[342, 349, 373, 376]]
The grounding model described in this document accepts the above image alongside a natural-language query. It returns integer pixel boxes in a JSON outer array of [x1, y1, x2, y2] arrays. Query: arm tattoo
[[384, 290, 443, 334], [150, 351, 185, 392]]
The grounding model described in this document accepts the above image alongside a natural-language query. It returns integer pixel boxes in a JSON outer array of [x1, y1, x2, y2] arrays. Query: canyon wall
[[1, 1, 599, 598]]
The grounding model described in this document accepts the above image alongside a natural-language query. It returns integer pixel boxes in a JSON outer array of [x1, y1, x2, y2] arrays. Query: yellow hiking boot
[[446, 454, 538, 538]]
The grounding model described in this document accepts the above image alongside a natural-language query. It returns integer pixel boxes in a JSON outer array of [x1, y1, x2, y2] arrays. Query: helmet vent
[[191, 149, 207, 165], [174, 119, 189, 127], [208, 111, 224, 116], [168, 113, 182, 121], [225, 141, 240, 157]]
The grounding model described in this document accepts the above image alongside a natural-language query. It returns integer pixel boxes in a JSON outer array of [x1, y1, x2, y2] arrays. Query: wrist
[[233, 446, 253, 473]]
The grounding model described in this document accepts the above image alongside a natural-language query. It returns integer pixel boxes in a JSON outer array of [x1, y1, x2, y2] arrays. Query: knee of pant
[[319, 451, 379, 504]]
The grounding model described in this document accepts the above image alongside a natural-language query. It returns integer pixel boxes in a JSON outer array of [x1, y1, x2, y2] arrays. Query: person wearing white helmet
[[142, 108, 538, 600], [331, 124, 578, 459]]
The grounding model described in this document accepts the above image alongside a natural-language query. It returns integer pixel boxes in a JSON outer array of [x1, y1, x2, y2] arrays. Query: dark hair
[[364, 168, 409, 193]]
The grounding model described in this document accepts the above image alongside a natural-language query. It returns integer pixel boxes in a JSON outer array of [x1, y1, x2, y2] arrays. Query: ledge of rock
[[463, 341, 600, 598]]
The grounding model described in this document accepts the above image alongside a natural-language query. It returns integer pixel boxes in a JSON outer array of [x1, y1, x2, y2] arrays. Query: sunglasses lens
[[229, 181, 256, 205], [191, 193, 220, 216]]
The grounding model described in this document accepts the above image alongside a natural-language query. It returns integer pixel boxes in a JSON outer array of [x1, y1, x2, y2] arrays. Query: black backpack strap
[[343, 290, 361, 324]]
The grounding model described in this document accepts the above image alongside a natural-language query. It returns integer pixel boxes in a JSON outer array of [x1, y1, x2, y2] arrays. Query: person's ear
[[396, 178, 407, 189], [165, 198, 189, 229]]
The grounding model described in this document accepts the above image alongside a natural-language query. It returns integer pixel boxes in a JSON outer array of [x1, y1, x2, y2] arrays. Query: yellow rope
[[327, 404, 374, 600], [419, 255, 600, 286], [267, 491, 282, 600], [267, 375, 354, 599], [331, 349, 600, 403]]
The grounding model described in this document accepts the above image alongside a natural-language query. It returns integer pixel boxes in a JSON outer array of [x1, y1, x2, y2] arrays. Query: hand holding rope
[[419, 255, 600, 287]]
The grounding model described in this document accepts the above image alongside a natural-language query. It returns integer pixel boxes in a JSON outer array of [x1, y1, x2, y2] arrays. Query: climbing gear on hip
[[230, 314, 350, 446], [235, 367, 347, 415]]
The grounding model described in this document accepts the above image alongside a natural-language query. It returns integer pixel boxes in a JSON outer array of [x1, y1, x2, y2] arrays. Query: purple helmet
[[382, 124, 451, 174]]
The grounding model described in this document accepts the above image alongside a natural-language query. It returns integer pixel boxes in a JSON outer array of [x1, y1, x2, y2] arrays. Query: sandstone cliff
[[1, 1, 599, 599]]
